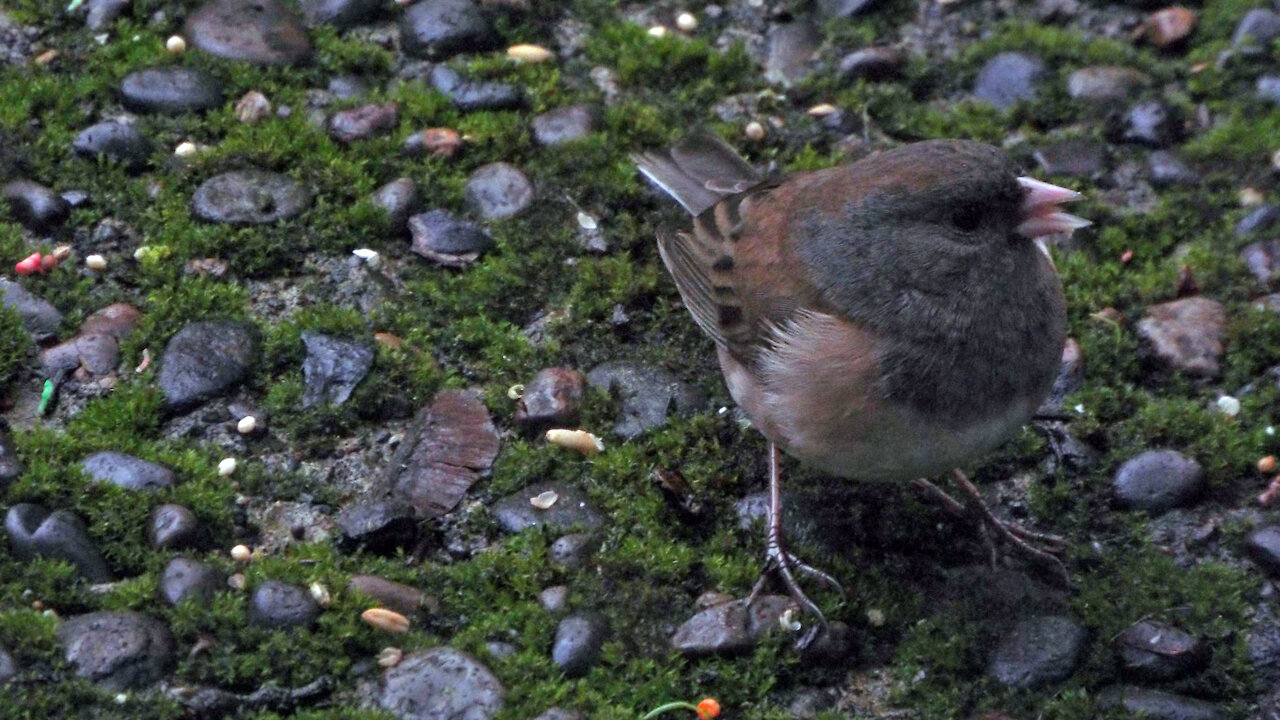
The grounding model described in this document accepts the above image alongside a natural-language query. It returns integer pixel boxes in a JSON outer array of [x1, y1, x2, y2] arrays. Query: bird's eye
[[950, 204, 982, 232]]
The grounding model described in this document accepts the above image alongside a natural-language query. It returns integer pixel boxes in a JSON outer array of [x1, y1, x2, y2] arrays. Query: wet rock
[[973, 52, 1045, 110], [1107, 101, 1184, 148], [552, 613, 608, 678], [1144, 7, 1197, 49], [1097, 685, 1226, 720], [158, 320, 260, 410], [150, 504, 199, 550], [4, 504, 111, 582], [192, 170, 311, 224], [349, 574, 431, 615], [72, 120, 152, 171], [1247, 525, 1280, 576], [0, 277, 61, 340], [837, 46, 905, 82], [57, 612, 174, 690], [40, 302, 140, 379], [818, 0, 885, 18], [379, 648, 504, 720], [539, 585, 569, 613], [81, 451, 176, 491], [763, 20, 820, 86], [1066, 66, 1150, 102], [1257, 76, 1280, 104], [329, 102, 399, 143], [549, 532, 601, 566], [248, 581, 320, 629], [515, 367, 587, 432], [1249, 606, 1280, 684], [301, 331, 373, 407], [988, 615, 1087, 689], [335, 499, 418, 554], [1113, 449, 1204, 514], [408, 209, 495, 267], [671, 595, 792, 656], [465, 162, 533, 220], [1233, 8, 1280, 48], [1135, 297, 1226, 377], [491, 481, 602, 533], [385, 389, 500, 518], [1114, 620, 1207, 681], [119, 67, 224, 115], [1240, 239, 1280, 282], [401, 0, 497, 59], [531, 105, 597, 146], [159, 558, 221, 606], [185, 0, 312, 66], [2, 179, 70, 232], [84, 0, 130, 30], [0, 646, 14, 683], [429, 66, 524, 112], [1147, 151, 1200, 188], [299, 0, 381, 28], [372, 177, 421, 235], [0, 424, 21, 487], [586, 360, 706, 438], [1237, 205, 1280, 236]]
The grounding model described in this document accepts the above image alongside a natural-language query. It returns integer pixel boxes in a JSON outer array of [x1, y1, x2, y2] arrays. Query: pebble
[[385, 389, 500, 517], [1233, 8, 1280, 49], [248, 580, 321, 628], [1135, 297, 1226, 377], [552, 613, 608, 677], [429, 66, 525, 112], [191, 170, 312, 224], [972, 52, 1046, 110], [1112, 449, 1204, 513], [298, 0, 382, 29], [348, 574, 431, 616], [334, 498, 418, 554], [400, 0, 497, 58], [1236, 204, 1280, 236], [372, 177, 422, 236], [538, 585, 569, 613], [379, 648, 505, 720], [1107, 101, 1184, 148], [150, 503, 199, 549], [327, 74, 369, 100], [4, 503, 112, 582], [1147, 151, 1200, 188], [491, 481, 602, 533], [1247, 525, 1280, 576], [763, 20, 820, 86], [1065, 66, 1150, 102], [670, 595, 793, 656], [0, 646, 14, 684], [1143, 7, 1197, 49], [549, 532, 601, 566], [57, 612, 175, 690], [159, 557, 222, 606], [1033, 139, 1108, 179], [988, 615, 1088, 689], [1114, 620, 1207, 681], [301, 331, 374, 407], [0, 277, 62, 340], [80, 451, 175, 491], [84, 0, 129, 30], [408, 209, 495, 267], [837, 46, 906, 82], [1240, 239, 1280, 282], [329, 102, 399, 143], [72, 120, 153, 171], [1257, 76, 1280, 105], [1096, 685, 1227, 720], [2, 179, 70, 232], [185, 0, 312, 65], [465, 162, 533, 220], [235, 90, 272, 124], [515, 367, 587, 432], [0, 423, 22, 487], [157, 320, 261, 410], [119, 67, 224, 115], [531, 105, 597, 146], [586, 360, 706, 438]]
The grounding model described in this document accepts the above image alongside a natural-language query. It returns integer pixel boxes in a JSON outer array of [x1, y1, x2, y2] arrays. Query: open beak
[[1016, 177, 1091, 238]]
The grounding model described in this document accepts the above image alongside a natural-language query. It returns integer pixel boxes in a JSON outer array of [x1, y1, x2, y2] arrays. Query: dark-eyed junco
[[634, 132, 1088, 636]]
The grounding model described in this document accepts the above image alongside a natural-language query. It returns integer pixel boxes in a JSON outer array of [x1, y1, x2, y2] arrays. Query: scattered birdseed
[[237, 416, 257, 434], [676, 11, 698, 31], [362, 607, 410, 633], [218, 457, 237, 476], [507, 44, 552, 62], [546, 428, 604, 456], [648, 25, 668, 38], [85, 254, 107, 271], [378, 647, 404, 668], [530, 490, 559, 509], [230, 545, 251, 562], [1217, 395, 1240, 417], [166, 35, 186, 53], [744, 121, 766, 141], [309, 582, 331, 608]]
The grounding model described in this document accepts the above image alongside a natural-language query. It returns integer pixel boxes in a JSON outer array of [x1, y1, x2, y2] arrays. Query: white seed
[[744, 121, 766, 141], [545, 428, 604, 456], [377, 647, 404, 668], [237, 415, 258, 434], [676, 11, 698, 32], [352, 247, 378, 261], [85, 254, 108, 271], [648, 25, 668, 38], [230, 545, 251, 563], [1217, 395, 1241, 417], [530, 490, 559, 509], [218, 457, 237, 477], [866, 608, 886, 627], [576, 211, 598, 230], [506, 384, 524, 400], [507, 43, 552, 62], [1240, 187, 1265, 206], [166, 35, 186, 53], [806, 103, 838, 117], [115, 693, 128, 704], [362, 607, 411, 633], [174, 141, 198, 158], [309, 582, 331, 608]]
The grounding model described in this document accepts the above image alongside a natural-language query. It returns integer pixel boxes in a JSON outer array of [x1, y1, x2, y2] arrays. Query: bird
[[633, 131, 1088, 643]]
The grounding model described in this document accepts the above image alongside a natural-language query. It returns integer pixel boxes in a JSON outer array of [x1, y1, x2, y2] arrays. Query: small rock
[[1097, 685, 1227, 720], [2, 179, 70, 232], [328, 74, 370, 100], [549, 532, 601, 566], [385, 389, 500, 518], [531, 105, 597, 146], [1135, 297, 1226, 377], [1257, 76, 1280, 104], [119, 67, 224, 115], [515, 367, 587, 432], [81, 451, 175, 491], [248, 581, 321, 628], [379, 648, 504, 720], [818, 0, 885, 18], [1233, 8, 1280, 49], [191, 170, 311, 224], [150, 504, 199, 549], [988, 615, 1087, 689], [1247, 525, 1280, 576], [335, 499, 418, 554], [4, 504, 111, 582], [329, 102, 399, 143], [0, 277, 61, 340], [185, 0, 312, 65], [372, 177, 421, 236], [429, 66, 524, 112], [1114, 620, 1207, 681], [973, 52, 1046, 110], [465, 162, 533, 220], [400, 0, 498, 59], [1065, 66, 1150, 102], [298, 0, 381, 28], [0, 646, 14, 684], [72, 121, 152, 171], [763, 20, 820, 86], [408, 209, 495, 267], [157, 320, 260, 410], [491, 482, 602, 533], [57, 612, 174, 690], [1144, 7, 1197, 49], [552, 613, 608, 678], [1147, 151, 1200, 188], [159, 558, 222, 606], [837, 46, 905, 82], [671, 595, 792, 656], [1240, 239, 1280, 282], [586, 360, 706, 438], [486, 641, 517, 659], [0, 423, 21, 487], [84, 0, 130, 30], [1113, 449, 1204, 513], [1237, 205, 1280, 235], [349, 574, 431, 615], [538, 585, 569, 613], [1033, 139, 1108, 179], [1106, 101, 1184, 148], [301, 331, 374, 407]]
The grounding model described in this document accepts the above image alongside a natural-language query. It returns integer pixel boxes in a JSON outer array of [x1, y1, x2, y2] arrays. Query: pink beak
[[1016, 177, 1091, 238]]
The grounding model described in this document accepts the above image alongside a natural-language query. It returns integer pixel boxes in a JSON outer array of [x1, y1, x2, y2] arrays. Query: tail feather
[[633, 131, 762, 216]]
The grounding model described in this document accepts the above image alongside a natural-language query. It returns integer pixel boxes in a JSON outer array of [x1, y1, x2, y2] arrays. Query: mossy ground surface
[[0, 0, 1278, 718]]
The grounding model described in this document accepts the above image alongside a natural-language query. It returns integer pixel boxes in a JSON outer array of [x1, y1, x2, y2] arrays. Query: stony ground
[[4, 0, 1280, 718]]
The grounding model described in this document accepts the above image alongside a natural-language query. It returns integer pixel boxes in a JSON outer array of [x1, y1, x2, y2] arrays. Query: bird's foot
[[747, 542, 845, 650], [914, 470, 1072, 589]]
